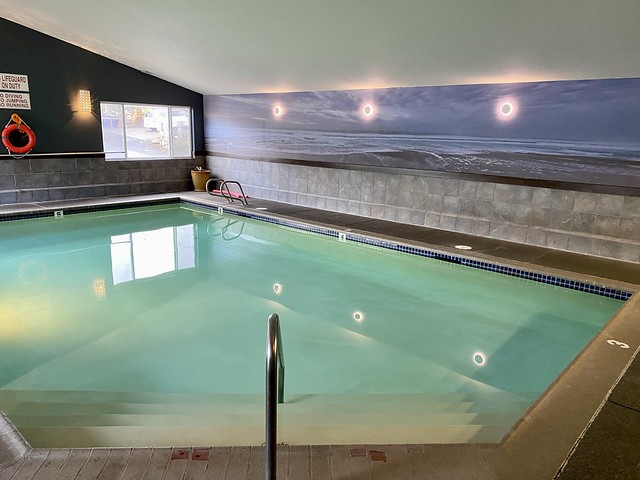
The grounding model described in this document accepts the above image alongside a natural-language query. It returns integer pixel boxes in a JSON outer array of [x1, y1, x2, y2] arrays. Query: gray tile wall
[[0, 155, 206, 204], [207, 156, 640, 263]]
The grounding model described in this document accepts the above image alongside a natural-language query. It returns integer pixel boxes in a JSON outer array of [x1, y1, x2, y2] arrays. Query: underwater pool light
[[472, 351, 487, 366]]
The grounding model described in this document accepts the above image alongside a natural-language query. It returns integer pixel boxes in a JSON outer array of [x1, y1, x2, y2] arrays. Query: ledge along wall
[[204, 78, 640, 263], [0, 18, 206, 205]]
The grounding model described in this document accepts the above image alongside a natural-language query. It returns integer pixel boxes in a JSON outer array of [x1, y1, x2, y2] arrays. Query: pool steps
[[0, 390, 536, 448]]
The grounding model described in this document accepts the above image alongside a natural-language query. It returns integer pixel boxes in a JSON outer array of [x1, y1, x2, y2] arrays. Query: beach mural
[[204, 77, 640, 188]]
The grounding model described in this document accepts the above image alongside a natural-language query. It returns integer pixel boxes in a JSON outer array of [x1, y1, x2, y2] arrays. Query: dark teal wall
[[0, 18, 204, 155]]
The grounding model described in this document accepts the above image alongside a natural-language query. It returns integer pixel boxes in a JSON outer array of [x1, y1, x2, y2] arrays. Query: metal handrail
[[266, 313, 285, 480], [220, 180, 249, 205], [205, 179, 249, 206]]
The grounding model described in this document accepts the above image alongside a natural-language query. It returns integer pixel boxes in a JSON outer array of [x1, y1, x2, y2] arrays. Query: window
[[100, 102, 193, 160]]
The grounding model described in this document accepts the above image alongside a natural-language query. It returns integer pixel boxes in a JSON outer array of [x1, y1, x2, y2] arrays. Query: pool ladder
[[266, 313, 285, 480], [205, 179, 249, 206]]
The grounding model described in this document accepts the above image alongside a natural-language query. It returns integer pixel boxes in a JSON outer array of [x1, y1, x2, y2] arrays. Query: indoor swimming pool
[[0, 201, 628, 447]]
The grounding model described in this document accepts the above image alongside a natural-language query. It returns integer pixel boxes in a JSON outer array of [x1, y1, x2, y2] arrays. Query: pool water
[[0, 204, 624, 447]]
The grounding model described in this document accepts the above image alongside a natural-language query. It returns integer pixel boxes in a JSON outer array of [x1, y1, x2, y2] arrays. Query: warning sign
[[0, 92, 32, 110], [0, 73, 29, 92]]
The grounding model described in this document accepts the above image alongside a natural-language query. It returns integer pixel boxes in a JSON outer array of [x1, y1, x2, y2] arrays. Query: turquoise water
[[0, 203, 626, 446], [0, 204, 623, 408]]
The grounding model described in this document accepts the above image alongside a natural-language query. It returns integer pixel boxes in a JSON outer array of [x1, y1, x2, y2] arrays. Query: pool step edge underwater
[[0, 389, 536, 448]]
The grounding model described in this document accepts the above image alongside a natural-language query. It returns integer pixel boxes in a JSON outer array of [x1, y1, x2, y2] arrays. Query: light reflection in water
[[93, 279, 106, 300], [110, 224, 196, 285]]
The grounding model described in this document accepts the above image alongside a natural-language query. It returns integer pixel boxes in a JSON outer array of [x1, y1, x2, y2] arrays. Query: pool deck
[[1, 192, 639, 480]]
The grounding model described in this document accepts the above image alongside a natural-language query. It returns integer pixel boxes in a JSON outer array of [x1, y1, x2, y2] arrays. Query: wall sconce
[[78, 89, 92, 113], [360, 102, 376, 121], [273, 104, 284, 118], [495, 97, 518, 122]]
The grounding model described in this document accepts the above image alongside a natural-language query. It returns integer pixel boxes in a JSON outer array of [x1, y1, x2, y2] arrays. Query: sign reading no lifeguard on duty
[[0, 73, 31, 110]]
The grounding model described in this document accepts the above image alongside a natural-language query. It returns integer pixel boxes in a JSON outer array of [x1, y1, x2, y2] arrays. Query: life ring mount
[[2, 113, 36, 155]]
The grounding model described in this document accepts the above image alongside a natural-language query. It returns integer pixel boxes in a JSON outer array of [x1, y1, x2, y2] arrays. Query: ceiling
[[2, 1, 639, 95]]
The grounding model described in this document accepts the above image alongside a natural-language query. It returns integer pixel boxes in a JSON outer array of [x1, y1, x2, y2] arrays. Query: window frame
[[100, 101, 194, 160]]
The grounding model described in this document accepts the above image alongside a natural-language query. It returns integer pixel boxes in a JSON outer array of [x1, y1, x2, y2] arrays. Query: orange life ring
[[2, 122, 36, 154]]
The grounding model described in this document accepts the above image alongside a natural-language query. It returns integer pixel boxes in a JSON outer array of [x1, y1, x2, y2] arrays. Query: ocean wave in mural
[[205, 77, 640, 188]]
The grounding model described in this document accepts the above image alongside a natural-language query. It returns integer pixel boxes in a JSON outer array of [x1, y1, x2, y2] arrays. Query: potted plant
[[191, 166, 211, 192]]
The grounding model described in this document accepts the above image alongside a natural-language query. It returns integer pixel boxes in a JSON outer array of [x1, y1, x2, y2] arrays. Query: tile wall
[[0, 155, 206, 204], [207, 156, 640, 263]]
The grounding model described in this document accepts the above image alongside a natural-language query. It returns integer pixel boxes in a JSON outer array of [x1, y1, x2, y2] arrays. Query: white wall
[[3, 1, 640, 94]]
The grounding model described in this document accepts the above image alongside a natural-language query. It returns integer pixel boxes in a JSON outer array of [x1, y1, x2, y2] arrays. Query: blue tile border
[[0, 198, 180, 222], [183, 200, 634, 302], [332, 232, 632, 300]]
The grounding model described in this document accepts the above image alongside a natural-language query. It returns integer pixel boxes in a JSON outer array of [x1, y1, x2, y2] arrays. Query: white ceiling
[[2, 1, 640, 95]]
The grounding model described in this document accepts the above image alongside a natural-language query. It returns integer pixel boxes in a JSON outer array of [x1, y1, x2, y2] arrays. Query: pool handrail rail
[[206, 178, 249, 206], [266, 313, 285, 480]]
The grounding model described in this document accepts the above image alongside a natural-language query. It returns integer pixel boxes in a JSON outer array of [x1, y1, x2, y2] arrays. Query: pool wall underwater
[[0, 196, 637, 452]]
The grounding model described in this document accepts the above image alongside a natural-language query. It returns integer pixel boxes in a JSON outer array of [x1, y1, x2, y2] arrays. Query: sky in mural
[[205, 77, 640, 187]]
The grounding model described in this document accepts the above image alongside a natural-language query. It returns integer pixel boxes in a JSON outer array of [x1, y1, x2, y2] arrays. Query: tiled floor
[[1, 192, 638, 479]]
